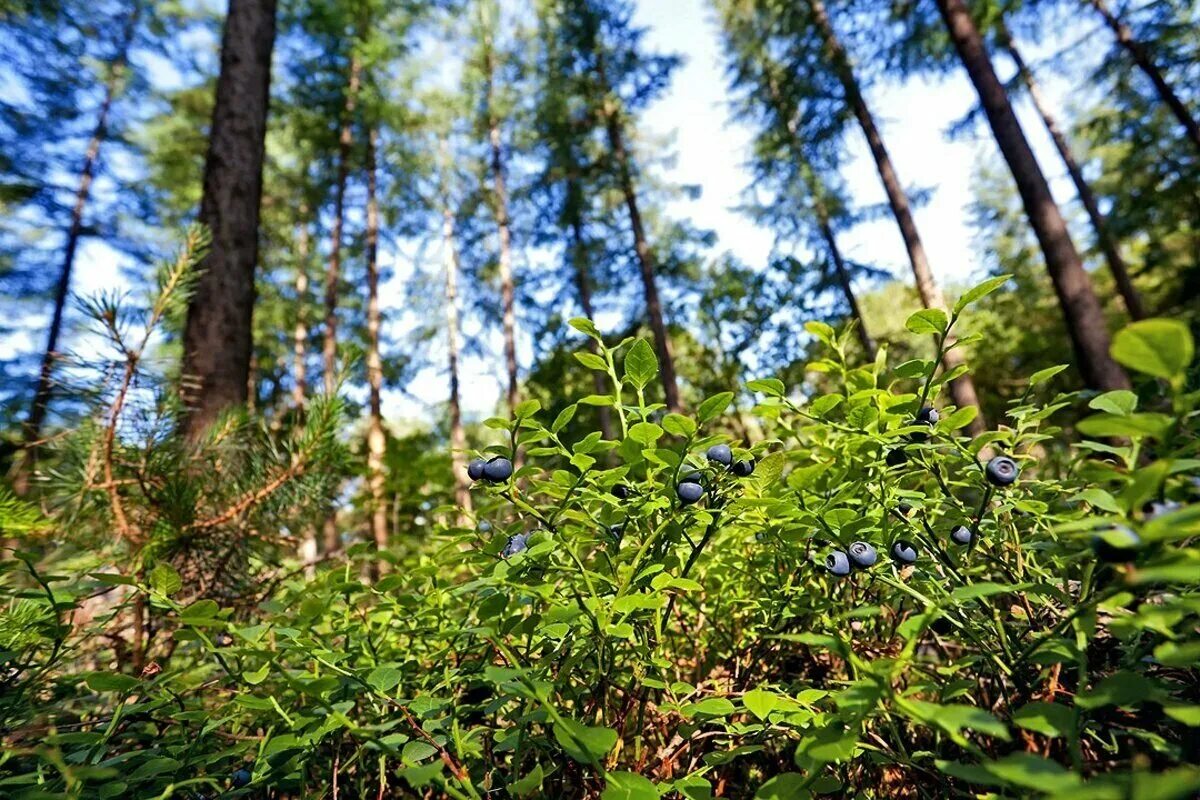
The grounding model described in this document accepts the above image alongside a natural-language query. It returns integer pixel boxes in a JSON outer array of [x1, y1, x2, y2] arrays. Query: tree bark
[[1002, 30, 1145, 320], [322, 53, 361, 397], [364, 126, 388, 566], [292, 210, 310, 412], [484, 45, 519, 416], [22, 1, 142, 462], [809, 0, 986, 432], [567, 191, 615, 441], [1088, 0, 1200, 153], [442, 206, 473, 517], [817, 218, 877, 360], [595, 57, 682, 412], [937, 0, 1131, 391], [180, 0, 277, 438]]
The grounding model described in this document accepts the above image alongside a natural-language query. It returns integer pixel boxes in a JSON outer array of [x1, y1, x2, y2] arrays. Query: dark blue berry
[[467, 458, 487, 481], [502, 533, 529, 557], [677, 482, 704, 505], [847, 541, 878, 569], [706, 444, 733, 467], [679, 471, 703, 484], [611, 484, 630, 500], [950, 525, 973, 546], [1091, 525, 1141, 563], [916, 406, 939, 426], [885, 448, 908, 468], [483, 456, 514, 483], [891, 540, 918, 564], [825, 550, 852, 577], [231, 769, 252, 788], [732, 459, 755, 477], [214, 632, 233, 648], [897, 502, 914, 517], [1143, 500, 1180, 520], [985, 456, 1019, 487]]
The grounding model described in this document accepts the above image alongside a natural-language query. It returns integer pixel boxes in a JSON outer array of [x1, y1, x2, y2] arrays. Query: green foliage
[[0, 278, 1197, 797]]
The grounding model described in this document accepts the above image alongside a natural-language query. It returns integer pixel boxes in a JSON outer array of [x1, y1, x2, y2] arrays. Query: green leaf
[[742, 689, 780, 721], [553, 717, 617, 765], [1089, 390, 1137, 416], [1073, 488, 1122, 514], [1110, 318, 1194, 380], [984, 753, 1081, 793], [953, 274, 1011, 314], [86, 672, 139, 693], [569, 317, 602, 340], [662, 413, 696, 437], [1076, 671, 1164, 709], [804, 321, 835, 346], [574, 351, 608, 371], [242, 664, 269, 685], [1029, 365, 1069, 386], [513, 399, 541, 418], [512, 764, 545, 798], [601, 772, 659, 800], [1077, 412, 1171, 440], [402, 741, 438, 763], [697, 392, 734, 423], [628, 422, 663, 446], [944, 405, 979, 431], [755, 773, 809, 799], [900, 699, 1010, 743], [905, 308, 948, 335], [149, 562, 182, 596], [810, 394, 843, 416], [552, 404, 577, 433], [623, 339, 658, 390], [685, 697, 736, 718], [367, 666, 402, 693], [745, 378, 784, 397], [1012, 702, 1075, 738]]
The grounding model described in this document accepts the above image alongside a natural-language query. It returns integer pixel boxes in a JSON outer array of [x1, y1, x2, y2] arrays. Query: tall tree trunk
[[323, 54, 361, 397], [595, 58, 682, 412], [292, 210, 311, 412], [1002, 30, 1145, 320], [1088, 0, 1200, 153], [442, 207, 473, 517], [364, 126, 388, 566], [809, 0, 986, 433], [484, 49, 519, 415], [180, 0, 277, 438], [817, 218, 877, 360], [937, 0, 1131, 391], [567, 191, 615, 441], [321, 54, 359, 555], [22, 2, 142, 465]]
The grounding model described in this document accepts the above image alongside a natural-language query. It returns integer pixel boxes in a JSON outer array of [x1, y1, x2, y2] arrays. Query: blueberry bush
[[2, 278, 1199, 799]]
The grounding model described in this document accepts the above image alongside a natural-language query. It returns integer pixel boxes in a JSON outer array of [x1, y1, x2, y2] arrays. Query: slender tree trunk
[[180, 0, 277, 438], [292, 211, 311, 412], [22, 2, 142, 465], [442, 206, 473, 517], [595, 58, 682, 412], [1002, 31, 1145, 320], [937, 0, 1131, 391], [817, 218, 877, 360], [808, 0, 986, 433], [364, 126, 388, 566], [1088, 0, 1200, 153], [568, 197, 615, 441], [484, 48, 519, 416], [323, 54, 361, 397], [321, 54, 360, 554]]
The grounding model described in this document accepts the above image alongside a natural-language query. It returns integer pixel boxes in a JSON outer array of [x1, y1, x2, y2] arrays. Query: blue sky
[[6, 0, 1104, 425]]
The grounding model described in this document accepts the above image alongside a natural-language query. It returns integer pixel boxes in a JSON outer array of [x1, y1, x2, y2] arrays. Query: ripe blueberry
[[732, 459, 755, 477], [467, 458, 487, 481], [909, 406, 938, 442], [502, 533, 529, 557], [679, 471, 703, 484], [847, 541, 878, 568], [950, 525, 973, 546], [214, 632, 234, 648], [677, 481, 704, 505], [1143, 500, 1180, 520], [886, 448, 908, 468], [825, 550, 852, 577], [985, 455, 1019, 487], [483, 456, 514, 483], [1091, 525, 1141, 563], [891, 540, 918, 564], [231, 769, 252, 788], [611, 484, 630, 500], [706, 444, 733, 467], [897, 502, 914, 517]]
